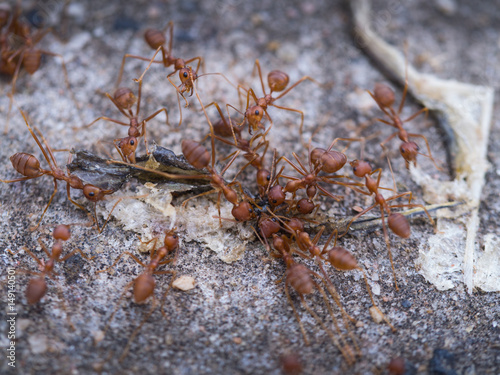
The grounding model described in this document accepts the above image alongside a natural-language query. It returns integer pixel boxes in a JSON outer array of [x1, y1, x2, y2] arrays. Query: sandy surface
[[0, 1, 499, 374]]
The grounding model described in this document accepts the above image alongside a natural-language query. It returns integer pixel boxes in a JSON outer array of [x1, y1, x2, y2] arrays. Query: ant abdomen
[[387, 213, 411, 238], [327, 247, 358, 271], [373, 83, 395, 108], [286, 264, 313, 295], [268, 70, 289, 93], [311, 148, 347, 174], [133, 273, 155, 304], [26, 277, 47, 305], [53, 224, 71, 242], [181, 140, 210, 169], [114, 87, 137, 110], [296, 198, 314, 214], [10, 153, 42, 177], [268, 185, 286, 206], [350, 160, 372, 178], [144, 29, 166, 50], [231, 201, 254, 222]]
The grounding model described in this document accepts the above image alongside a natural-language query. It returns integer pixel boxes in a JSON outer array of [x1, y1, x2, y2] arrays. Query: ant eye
[[183, 72, 188, 77], [255, 110, 260, 115], [130, 140, 135, 145], [272, 218, 276, 222], [89, 192, 95, 197], [353, 167, 357, 172], [266, 175, 270, 181], [272, 199, 277, 204]]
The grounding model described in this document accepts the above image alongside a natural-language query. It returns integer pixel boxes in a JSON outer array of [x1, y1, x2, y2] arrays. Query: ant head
[[268, 70, 289, 93], [259, 216, 281, 238], [181, 139, 210, 169], [272, 234, 285, 251], [287, 217, 304, 234], [144, 28, 166, 49], [256, 168, 271, 188], [327, 246, 358, 271], [26, 277, 47, 305], [268, 185, 285, 207], [245, 105, 264, 125], [114, 87, 137, 110], [179, 67, 196, 84], [350, 159, 372, 178], [232, 201, 254, 222], [53, 224, 71, 241], [119, 136, 138, 152], [296, 198, 315, 215], [399, 141, 419, 164], [83, 185, 106, 202], [373, 83, 395, 108], [164, 230, 179, 252], [133, 273, 155, 304], [387, 213, 411, 238]]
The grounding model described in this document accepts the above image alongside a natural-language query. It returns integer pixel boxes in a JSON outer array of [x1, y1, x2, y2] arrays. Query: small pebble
[[28, 334, 48, 354], [172, 275, 196, 291], [369, 306, 384, 324]]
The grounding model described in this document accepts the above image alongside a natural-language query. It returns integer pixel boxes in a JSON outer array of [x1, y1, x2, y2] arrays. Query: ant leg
[[80, 116, 130, 130], [9, 246, 44, 267], [180, 189, 217, 208], [130, 46, 164, 85], [30, 178, 59, 231], [284, 283, 309, 346], [251, 59, 267, 95], [97, 252, 147, 274], [271, 103, 306, 140], [40, 50, 80, 112], [98, 194, 148, 234], [119, 296, 158, 362], [408, 133, 442, 171], [379, 205, 399, 291], [59, 247, 95, 262], [358, 267, 395, 331], [0, 175, 42, 183], [167, 73, 185, 127], [340, 203, 378, 237], [274, 76, 321, 101]]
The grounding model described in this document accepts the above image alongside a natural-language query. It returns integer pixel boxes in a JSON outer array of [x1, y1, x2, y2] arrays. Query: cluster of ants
[[2, 8, 441, 371]]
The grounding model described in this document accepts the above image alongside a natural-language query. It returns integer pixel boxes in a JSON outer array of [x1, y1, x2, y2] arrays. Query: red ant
[[368, 80, 441, 170], [81, 77, 169, 163], [0, 110, 114, 230], [181, 139, 256, 223], [276, 139, 361, 214], [116, 21, 202, 89], [343, 160, 435, 290], [270, 234, 357, 366], [229, 59, 319, 138], [8, 224, 93, 328], [1, 7, 77, 133], [96, 229, 179, 361]]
